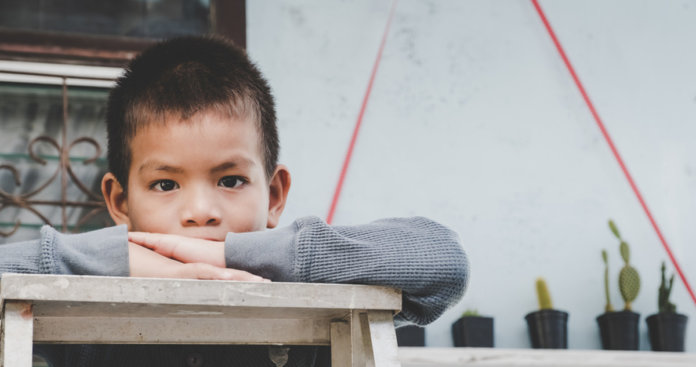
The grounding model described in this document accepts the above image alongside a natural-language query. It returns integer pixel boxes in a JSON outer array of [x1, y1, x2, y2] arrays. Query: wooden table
[[0, 273, 402, 367]]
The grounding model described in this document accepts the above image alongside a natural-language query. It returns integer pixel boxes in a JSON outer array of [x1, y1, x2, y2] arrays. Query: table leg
[[1, 302, 34, 367], [331, 320, 352, 367], [351, 310, 371, 367], [366, 310, 400, 367]]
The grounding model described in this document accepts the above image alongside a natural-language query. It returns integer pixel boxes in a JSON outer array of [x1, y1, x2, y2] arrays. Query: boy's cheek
[[125, 198, 171, 233], [128, 216, 175, 235]]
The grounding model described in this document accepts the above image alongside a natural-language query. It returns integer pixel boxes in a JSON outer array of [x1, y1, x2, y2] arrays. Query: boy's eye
[[218, 176, 245, 188], [152, 180, 179, 192]]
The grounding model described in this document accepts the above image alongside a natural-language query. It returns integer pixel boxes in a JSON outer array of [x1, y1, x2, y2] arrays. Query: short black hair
[[106, 35, 278, 188]]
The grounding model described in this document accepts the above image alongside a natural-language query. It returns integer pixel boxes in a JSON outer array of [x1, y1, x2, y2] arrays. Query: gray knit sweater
[[1, 216, 468, 367]]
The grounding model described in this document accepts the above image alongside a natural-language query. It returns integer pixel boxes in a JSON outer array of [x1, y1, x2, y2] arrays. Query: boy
[[1, 36, 468, 366]]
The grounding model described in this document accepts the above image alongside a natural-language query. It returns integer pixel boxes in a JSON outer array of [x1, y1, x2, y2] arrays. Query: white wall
[[247, 0, 696, 351]]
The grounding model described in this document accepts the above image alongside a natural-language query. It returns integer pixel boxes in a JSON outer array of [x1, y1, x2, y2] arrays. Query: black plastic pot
[[451, 316, 494, 347], [396, 325, 425, 347], [646, 313, 688, 352], [596, 310, 640, 350], [525, 309, 568, 349]]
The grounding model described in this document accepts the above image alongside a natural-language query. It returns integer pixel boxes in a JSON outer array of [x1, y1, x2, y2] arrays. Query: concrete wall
[[247, 0, 696, 351]]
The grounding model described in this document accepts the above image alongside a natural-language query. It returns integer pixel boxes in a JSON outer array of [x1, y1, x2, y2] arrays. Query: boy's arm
[[131, 216, 469, 325], [226, 216, 469, 325], [0, 225, 129, 275], [0, 225, 262, 281]]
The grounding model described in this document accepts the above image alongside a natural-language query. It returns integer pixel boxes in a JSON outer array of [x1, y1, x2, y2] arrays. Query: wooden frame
[[0, 0, 246, 66], [0, 274, 402, 367]]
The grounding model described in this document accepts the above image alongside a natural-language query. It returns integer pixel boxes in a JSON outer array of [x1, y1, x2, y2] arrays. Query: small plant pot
[[646, 313, 688, 352], [596, 310, 640, 350], [525, 309, 568, 349], [396, 325, 425, 347], [451, 316, 494, 347]]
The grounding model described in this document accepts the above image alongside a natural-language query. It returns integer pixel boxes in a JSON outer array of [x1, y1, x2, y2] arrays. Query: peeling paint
[[20, 303, 32, 319]]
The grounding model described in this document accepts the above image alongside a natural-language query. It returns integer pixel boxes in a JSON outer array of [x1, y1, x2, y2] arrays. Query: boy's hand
[[129, 242, 267, 282], [128, 232, 225, 268]]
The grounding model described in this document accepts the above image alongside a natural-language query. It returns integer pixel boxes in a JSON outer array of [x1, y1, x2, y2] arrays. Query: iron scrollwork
[[0, 76, 111, 237]]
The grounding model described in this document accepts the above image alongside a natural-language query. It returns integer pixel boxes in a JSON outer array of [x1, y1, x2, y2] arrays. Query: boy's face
[[102, 111, 290, 240]]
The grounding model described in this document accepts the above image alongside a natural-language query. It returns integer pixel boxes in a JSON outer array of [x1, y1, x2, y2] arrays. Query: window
[[0, 0, 245, 66], [0, 61, 119, 242]]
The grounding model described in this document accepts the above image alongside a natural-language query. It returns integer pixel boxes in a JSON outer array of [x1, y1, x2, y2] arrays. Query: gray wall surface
[[247, 0, 696, 351]]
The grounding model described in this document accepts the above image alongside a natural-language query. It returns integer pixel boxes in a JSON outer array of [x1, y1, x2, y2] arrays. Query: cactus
[[609, 220, 640, 310], [658, 261, 676, 313], [602, 249, 614, 312], [608, 220, 621, 239], [462, 309, 480, 317], [536, 278, 553, 310]]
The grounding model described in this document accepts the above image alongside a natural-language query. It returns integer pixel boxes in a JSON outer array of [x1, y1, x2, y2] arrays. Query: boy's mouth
[[169, 229, 228, 242], [181, 233, 226, 242], [195, 236, 225, 242]]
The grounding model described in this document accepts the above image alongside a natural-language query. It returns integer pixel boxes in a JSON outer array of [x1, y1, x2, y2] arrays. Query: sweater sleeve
[[224, 216, 469, 325], [0, 225, 130, 276]]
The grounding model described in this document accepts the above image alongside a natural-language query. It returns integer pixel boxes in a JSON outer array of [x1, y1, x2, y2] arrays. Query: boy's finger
[[182, 263, 270, 282], [129, 233, 203, 263], [129, 233, 225, 267], [128, 232, 178, 254]]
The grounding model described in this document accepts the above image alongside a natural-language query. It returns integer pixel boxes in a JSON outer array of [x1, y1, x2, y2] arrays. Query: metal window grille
[[0, 64, 118, 240]]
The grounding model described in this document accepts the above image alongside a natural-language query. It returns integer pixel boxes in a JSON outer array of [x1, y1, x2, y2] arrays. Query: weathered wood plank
[[30, 301, 351, 320], [0, 274, 401, 311], [398, 347, 696, 367], [34, 317, 330, 345], [359, 312, 377, 367], [367, 311, 400, 367], [352, 310, 369, 367], [1, 302, 34, 367], [331, 321, 352, 367]]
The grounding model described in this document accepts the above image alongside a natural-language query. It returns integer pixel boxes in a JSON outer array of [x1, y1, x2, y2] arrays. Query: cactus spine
[[609, 220, 640, 310], [602, 249, 614, 312], [658, 261, 676, 313], [536, 278, 553, 310]]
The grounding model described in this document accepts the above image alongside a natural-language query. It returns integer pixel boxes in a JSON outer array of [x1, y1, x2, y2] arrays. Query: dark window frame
[[0, 0, 246, 67]]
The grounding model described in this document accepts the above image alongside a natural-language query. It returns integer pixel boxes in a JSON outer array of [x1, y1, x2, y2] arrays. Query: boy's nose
[[180, 189, 222, 227]]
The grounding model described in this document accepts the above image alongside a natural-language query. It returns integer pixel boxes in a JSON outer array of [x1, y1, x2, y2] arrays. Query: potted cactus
[[596, 220, 641, 350], [525, 278, 568, 349], [452, 309, 494, 347], [646, 261, 688, 351]]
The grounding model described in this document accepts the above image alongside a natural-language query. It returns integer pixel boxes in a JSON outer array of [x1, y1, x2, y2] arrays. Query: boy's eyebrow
[[139, 162, 184, 174], [137, 157, 256, 174], [210, 158, 256, 173]]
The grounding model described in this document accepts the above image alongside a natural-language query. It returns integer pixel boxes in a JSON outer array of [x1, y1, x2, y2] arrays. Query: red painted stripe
[[326, 0, 398, 224], [531, 0, 696, 307]]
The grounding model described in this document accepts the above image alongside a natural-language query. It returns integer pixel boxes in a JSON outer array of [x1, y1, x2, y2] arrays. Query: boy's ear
[[266, 164, 291, 229], [101, 172, 131, 228]]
